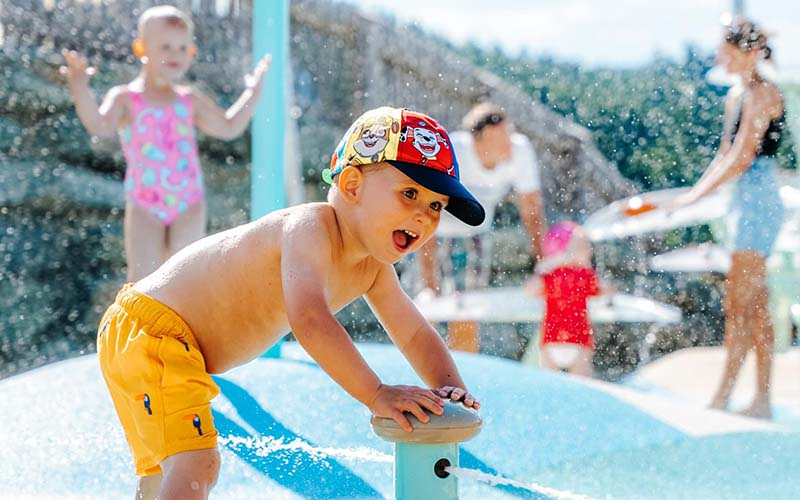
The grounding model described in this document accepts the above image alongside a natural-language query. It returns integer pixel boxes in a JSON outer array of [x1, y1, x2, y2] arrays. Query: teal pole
[[371, 401, 482, 500], [395, 443, 459, 500], [252, 0, 288, 358]]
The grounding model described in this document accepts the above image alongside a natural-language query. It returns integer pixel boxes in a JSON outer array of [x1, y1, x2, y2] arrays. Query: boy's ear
[[188, 45, 197, 57], [132, 39, 145, 58], [336, 166, 364, 204]]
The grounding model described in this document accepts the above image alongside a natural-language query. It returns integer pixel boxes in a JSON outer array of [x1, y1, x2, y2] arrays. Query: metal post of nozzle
[[252, 0, 288, 358], [371, 401, 482, 500]]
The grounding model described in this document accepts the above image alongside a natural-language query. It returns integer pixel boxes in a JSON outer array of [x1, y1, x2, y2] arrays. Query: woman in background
[[672, 16, 786, 419]]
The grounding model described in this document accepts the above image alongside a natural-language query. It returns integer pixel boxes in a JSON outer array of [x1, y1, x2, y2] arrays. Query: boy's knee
[[199, 450, 221, 487], [162, 448, 221, 492]]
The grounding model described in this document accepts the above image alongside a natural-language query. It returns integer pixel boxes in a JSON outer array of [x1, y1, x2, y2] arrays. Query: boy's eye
[[180, 45, 188, 52], [430, 201, 443, 212], [402, 189, 417, 200], [162, 44, 171, 51]]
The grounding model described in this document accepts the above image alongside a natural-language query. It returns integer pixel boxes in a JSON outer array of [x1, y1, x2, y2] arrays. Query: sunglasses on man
[[471, 113, 505, 134]]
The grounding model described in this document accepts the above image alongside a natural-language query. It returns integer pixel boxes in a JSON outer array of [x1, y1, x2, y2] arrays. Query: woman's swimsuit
[[726, 98, 785, 256], [120, 88, 204, 226]]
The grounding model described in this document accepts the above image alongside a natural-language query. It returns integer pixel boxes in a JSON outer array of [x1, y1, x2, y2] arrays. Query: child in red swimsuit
[[526, 222, 602, 376]]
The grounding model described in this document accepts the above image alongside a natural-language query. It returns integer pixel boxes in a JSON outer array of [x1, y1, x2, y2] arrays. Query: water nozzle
[[434, 458, 451, 478], [370, 400, 482, 443]]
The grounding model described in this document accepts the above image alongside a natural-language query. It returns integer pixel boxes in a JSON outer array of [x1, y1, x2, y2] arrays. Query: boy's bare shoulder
[[274, 202, 340, 242], [269, 203, 349, 272], [279, 202, 335, 224]]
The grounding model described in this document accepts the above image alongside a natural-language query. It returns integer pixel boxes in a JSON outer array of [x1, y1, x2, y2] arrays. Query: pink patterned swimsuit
[[120, 88, 204, 226]]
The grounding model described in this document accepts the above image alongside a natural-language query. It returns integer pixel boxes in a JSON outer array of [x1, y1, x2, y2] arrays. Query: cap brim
[[388, 160, 485, 226]]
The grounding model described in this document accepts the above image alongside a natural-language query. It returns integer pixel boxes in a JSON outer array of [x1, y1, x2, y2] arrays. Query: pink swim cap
[[543, 221, 578, 257]]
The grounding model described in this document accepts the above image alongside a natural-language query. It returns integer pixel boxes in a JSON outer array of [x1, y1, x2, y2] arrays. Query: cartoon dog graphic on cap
[[400, 119, 451, 170], [352, 113, 398, 161]]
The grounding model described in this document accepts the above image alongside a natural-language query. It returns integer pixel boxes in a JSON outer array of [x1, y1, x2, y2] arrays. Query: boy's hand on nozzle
[[368, 384, 446, 433], [435, 386, 480, 410], [244, 53, 272, 95], [59, 49, 96, 84]]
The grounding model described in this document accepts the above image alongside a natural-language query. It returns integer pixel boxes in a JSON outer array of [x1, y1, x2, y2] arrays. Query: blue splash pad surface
[[0, 343, 794, 499]]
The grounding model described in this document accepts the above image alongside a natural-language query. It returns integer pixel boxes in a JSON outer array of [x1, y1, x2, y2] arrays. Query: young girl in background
[[61, 5, 271, 280], [526, 222, 603, 376]]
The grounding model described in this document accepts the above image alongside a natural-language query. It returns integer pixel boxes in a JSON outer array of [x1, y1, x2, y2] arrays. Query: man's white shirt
[[437, 131, 541, 238]]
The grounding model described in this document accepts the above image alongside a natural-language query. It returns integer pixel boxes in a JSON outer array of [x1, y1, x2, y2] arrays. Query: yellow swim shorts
[[97, 284, 220, 476]]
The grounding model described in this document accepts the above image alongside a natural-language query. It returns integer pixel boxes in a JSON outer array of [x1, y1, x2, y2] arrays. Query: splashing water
[[218, 435, 393, 464], [446, 466, 595, 500]]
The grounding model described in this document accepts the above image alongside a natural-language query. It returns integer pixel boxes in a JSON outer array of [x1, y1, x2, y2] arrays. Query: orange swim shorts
[[97, 284, 220, 476]]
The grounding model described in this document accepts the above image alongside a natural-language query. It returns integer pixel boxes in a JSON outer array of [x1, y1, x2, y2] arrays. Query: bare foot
[[738, 400, 772, 420], [708, 396, 728, 411]]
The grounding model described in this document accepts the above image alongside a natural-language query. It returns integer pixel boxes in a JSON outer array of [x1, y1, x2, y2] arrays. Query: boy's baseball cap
[[327, 107, 485, 226]]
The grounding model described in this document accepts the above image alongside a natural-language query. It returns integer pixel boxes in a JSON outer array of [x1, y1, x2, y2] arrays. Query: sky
[[340, 0, 800, 80]]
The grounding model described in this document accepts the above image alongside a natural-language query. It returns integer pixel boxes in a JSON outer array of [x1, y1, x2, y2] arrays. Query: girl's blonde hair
[[138, 5, 194, 35]]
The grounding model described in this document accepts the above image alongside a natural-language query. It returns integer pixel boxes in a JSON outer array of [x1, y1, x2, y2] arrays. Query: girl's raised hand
[[59, 49, 96, 83], [244, 53, 272, 94]]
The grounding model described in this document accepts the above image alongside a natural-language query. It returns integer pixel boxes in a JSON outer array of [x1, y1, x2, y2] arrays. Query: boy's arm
[[192, 54, 271, 140], [365, 264, 477, 408], [60, 50, 126, 138], [282, 222, 444, 429]]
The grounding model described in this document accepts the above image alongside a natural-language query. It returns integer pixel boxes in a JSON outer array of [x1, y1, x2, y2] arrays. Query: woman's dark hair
[[724, 16, 772, 60]]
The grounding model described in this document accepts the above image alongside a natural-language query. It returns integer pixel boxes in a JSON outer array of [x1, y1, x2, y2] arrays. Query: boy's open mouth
[[392, 229, 419, 252]]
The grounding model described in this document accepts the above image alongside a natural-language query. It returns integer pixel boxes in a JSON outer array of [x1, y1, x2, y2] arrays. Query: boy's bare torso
[[135, 203, 382, 373]]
